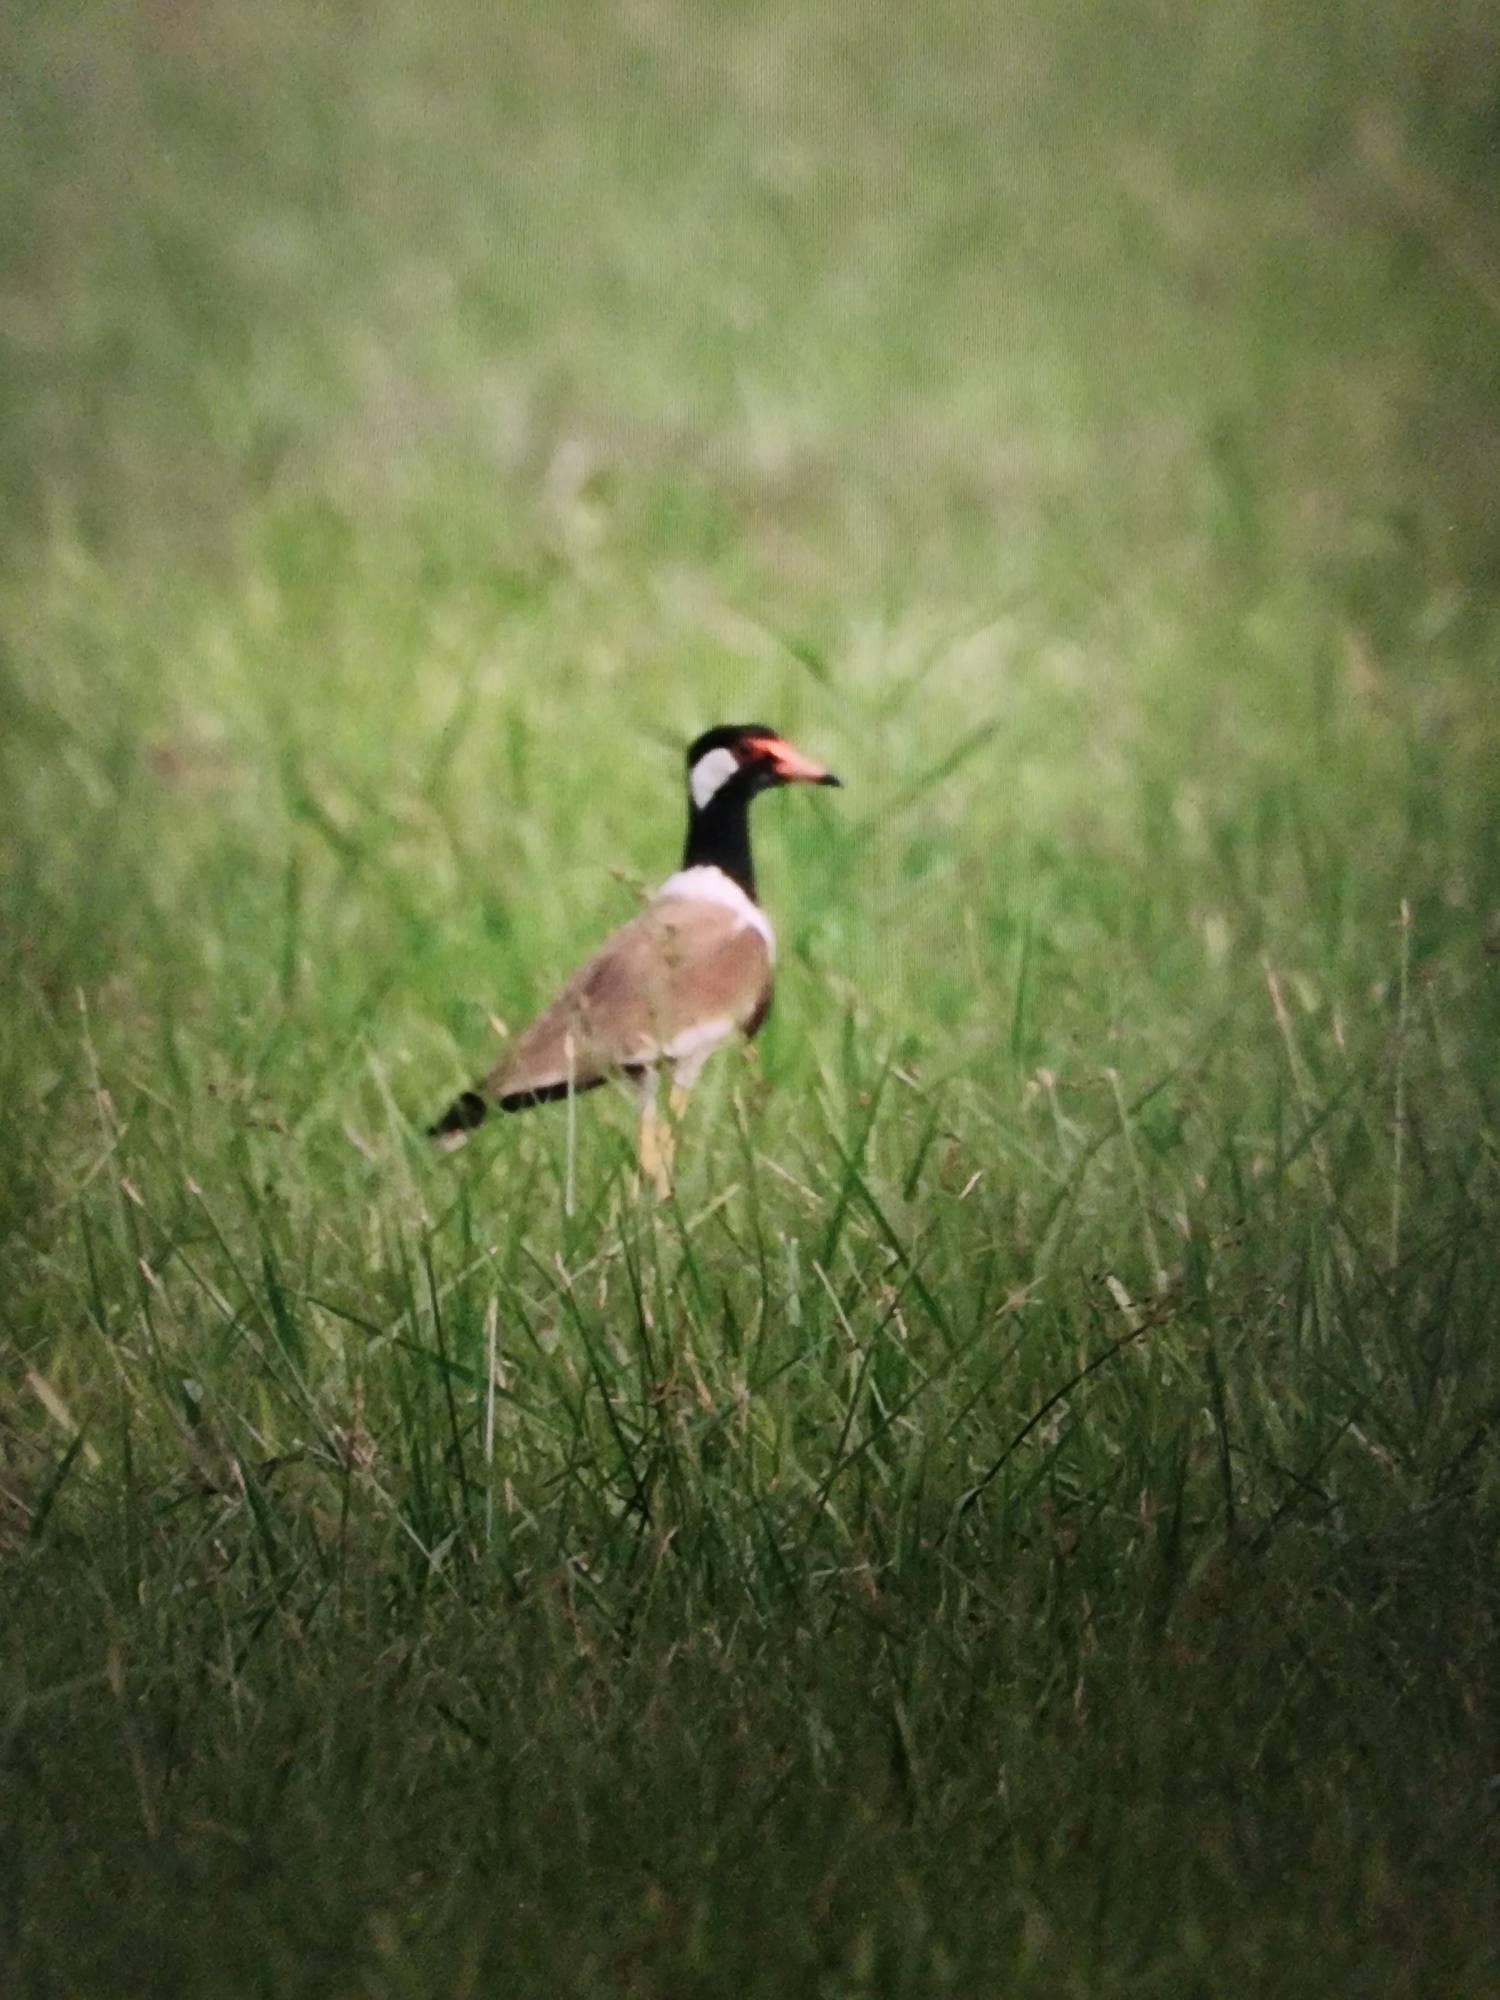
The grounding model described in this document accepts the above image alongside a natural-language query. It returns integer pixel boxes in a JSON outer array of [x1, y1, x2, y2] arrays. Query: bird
[[427, 723, 841, 1195]]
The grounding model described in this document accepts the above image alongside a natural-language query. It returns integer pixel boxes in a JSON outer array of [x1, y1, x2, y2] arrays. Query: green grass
[[4, 0, 1500, 1992]]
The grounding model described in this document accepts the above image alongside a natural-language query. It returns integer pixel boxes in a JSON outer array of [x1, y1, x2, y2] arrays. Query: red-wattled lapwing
[[428, 724, 841, 1194]]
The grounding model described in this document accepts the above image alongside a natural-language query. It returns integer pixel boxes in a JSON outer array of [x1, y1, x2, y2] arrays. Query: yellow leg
[[637, 1098, 674, 1201]]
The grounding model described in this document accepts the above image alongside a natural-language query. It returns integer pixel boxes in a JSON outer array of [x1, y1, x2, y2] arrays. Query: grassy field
[[4, 1, 1500, 1992]]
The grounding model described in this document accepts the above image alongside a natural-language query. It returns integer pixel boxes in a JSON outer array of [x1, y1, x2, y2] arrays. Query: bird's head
[[685, 724, 841, 811]]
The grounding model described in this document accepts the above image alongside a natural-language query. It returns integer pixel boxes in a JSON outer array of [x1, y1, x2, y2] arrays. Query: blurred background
[[4, 2, 1497, 1064]]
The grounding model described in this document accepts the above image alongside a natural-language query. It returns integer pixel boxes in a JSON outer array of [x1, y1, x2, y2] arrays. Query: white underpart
[[654, 865, 776, 957], [689, 746, 740, 810], [663, 1016, 736, 1087]]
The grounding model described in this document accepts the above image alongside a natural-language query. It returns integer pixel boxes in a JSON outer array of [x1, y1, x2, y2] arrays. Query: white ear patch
[[689, 746, 740, 810]]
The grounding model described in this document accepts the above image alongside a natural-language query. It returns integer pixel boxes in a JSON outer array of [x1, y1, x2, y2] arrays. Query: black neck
[[683, 777, 759, 900]]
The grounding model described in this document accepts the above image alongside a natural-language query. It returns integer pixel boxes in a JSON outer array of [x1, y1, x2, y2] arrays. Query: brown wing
[[483, 897, 772, 1109]]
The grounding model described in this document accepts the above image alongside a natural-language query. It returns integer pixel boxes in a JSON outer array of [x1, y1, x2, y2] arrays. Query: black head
[[684, 724, 841, 813]]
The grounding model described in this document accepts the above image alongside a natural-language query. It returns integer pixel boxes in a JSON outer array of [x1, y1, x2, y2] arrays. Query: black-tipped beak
[[748, 734, 842, 788], [817, 771, 842, 787]]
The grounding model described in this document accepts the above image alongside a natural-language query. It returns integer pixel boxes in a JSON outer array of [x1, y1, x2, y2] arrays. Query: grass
[[4, 0, 1500, 1992]]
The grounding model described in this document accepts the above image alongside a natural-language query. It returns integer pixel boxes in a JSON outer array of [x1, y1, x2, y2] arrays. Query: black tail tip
[[427, 1090, 489, 1143]]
